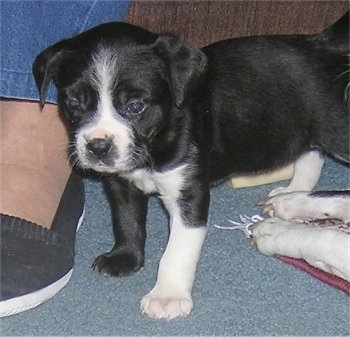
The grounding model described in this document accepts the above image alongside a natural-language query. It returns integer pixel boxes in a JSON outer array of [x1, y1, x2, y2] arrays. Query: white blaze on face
[[75, 47, 135, 172]]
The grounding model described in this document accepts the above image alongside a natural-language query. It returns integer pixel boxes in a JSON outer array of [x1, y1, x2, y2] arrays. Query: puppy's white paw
[[252, 218, 297, 256], [258, 186, 292, 206], [267, 186, 292, 198], [140, 290, 193, 320], [262, 191, 310, 219], [253, 217, 350, 281]]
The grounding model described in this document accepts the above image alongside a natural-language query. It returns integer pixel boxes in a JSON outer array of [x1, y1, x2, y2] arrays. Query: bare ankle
[[1, 101, 71, 228]]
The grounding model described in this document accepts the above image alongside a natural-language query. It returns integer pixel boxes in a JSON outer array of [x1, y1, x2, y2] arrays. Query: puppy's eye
[[66, 97, 81, 111], [127, 101, 145, 114], [64, 97, 83, 124]]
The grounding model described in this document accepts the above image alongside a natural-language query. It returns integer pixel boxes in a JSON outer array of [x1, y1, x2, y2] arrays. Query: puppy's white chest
[[128, 170, 158, 194], [125, 165, 188, 199]]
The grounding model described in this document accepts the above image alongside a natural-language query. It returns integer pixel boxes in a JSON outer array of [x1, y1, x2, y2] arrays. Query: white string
[[214, 214, 265, 238]]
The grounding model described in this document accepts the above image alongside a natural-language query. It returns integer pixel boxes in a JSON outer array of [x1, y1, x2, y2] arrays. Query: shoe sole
[[0, 208, 85, 318], [0, 269, 73, 317]]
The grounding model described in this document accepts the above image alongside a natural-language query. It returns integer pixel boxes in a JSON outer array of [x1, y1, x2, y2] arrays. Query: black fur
[[310, 190, 350, 198], [33, 13, 349, 281]]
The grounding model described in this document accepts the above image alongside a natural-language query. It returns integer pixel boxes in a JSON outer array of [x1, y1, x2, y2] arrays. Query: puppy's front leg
[[92, 177, 148, 277], [141, 185, 209, 320]]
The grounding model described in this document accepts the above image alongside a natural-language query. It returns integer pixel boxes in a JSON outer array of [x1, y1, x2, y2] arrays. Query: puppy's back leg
[[263, 190, 350, 223], [269, 150, 325, 197]]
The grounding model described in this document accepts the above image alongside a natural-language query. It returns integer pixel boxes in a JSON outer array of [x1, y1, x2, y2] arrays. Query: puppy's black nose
[[86, 138, 113, 159]]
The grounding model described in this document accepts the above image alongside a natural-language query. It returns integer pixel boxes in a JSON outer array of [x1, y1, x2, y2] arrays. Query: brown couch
[[127, 1, 348, 48]]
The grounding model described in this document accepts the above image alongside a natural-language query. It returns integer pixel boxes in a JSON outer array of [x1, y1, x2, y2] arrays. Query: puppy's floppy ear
[[32, 43, 72, 107], [154, 35, 207, 108]]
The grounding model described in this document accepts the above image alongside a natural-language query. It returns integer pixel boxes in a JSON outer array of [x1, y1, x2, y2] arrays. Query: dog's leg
[[252, 218, 350, 281], [140, 214, 207, 320], [263, 190, 350, 223], [141, 186, 209, 320], [92, 177, 148, 277], [268, 150, 325, 197]]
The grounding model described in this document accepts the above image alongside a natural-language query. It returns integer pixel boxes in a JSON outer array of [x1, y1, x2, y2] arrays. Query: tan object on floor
[[226, 163, 294, 188]]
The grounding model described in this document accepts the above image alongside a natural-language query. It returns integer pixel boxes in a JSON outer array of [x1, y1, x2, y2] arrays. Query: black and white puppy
[[33, 12, 349, 319]]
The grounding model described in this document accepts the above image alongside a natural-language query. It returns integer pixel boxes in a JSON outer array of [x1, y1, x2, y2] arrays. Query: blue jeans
[[1, 0, 130, 103]]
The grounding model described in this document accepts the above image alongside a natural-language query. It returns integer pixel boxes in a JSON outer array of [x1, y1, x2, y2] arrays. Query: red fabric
[[276, 255, 350, 296]]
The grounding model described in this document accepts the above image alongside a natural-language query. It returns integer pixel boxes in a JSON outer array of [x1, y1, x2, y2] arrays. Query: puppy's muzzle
[[86, 137, 113, 159]]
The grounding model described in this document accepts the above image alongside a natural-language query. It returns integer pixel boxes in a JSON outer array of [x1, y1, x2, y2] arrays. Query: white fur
[[124, 165, 188, 196], [263, 191, 350, 223], [124, 164, 208, 320], [269, 150, 325, 197], [252, 218, 350, 282], [89, 45, 124, 97], [141, 203, 207, 320]]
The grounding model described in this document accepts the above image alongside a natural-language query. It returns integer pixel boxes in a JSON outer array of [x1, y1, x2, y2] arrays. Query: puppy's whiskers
[[345, 59, 350, 103], [345, 82, 350, 104], [131, 146, 154, 170], [66, 142, 82, 170], [56, 142, 70, 160], [68, 152, 80, 170], [336, 56, 350, 103]]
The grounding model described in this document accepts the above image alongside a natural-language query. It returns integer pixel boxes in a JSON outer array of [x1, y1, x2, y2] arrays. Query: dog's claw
[[262, 203, 275, 217], [257, 196, 269, 206]]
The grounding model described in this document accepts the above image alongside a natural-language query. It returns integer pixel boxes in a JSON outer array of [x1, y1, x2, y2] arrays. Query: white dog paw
[[252, 218, 295, 255], [258, 186, 291, 206], [268, 186, 290, 198], [253, 217, 290, 237], [262, 191, 309, 219], [140, 291, 193, 320]]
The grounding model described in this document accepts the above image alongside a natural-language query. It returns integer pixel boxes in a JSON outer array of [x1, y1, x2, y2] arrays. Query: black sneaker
[[0, 172, 84, 317]]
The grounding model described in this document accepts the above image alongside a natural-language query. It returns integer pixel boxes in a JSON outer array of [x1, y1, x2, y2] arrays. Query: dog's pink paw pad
[[140, 294, 193, 320]]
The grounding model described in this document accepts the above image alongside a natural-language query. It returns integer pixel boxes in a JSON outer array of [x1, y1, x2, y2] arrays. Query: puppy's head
[[33, 22, 207, 174]]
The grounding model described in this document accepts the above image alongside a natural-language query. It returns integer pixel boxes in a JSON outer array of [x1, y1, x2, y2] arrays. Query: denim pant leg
[[1, 0, 130, 103]]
